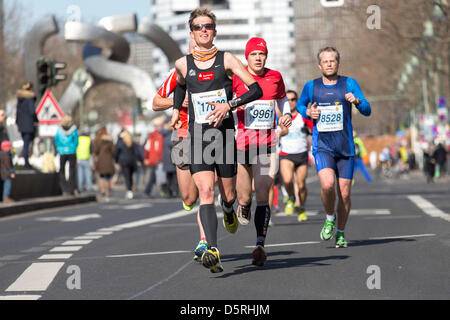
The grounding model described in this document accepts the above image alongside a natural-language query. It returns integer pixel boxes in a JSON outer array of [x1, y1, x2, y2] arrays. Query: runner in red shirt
[[233, 37, 292, 266], [151, 40, 208, 261]]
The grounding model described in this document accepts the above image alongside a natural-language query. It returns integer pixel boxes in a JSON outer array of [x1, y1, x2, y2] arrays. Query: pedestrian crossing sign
[[36, 89, 64, 124]]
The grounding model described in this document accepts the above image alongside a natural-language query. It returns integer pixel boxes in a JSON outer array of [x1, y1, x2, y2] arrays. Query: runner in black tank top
[[186, 51, 236, 178]]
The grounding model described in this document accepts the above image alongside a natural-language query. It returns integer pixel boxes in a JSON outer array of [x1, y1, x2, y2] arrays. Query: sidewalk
[[0, 193, 97, 219]]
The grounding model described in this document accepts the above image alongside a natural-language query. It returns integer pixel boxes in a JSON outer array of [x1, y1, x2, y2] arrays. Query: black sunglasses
[[192, 23, 215, 31], [288, 98, 297, 102]]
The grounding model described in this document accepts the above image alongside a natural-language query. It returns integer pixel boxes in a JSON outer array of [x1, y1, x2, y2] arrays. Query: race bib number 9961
[[244, 100, 275, 129]]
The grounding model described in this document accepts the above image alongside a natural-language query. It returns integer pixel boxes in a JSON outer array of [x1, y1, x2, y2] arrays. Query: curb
[[0, 194, 98, 218]]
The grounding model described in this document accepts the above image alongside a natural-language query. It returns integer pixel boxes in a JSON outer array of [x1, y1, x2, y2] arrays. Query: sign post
[[36, 89, 64, 158]]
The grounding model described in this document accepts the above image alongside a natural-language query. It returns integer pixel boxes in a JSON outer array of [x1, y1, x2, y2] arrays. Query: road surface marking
[[50, 246, 83, 252], [98, 227, 123, 232], [351, 209, 391, 215], [6, 262, 65, 292], [107, 250, 190, 258], [73, 235, 103, 240], [276, 210, 319, 217], [0, 295, 41, 300], [111, 209, 193, 230], [62, 240, 93, 246], [244, 241, 320, 248], [122, 203, 153, 210], [276, 209, 390, 217], [85, 232, 112, 236], [408, 195, 450, 222], [38, 254, 73, 260], [369, 233, 436, 240], [36, 214, 101, 222]]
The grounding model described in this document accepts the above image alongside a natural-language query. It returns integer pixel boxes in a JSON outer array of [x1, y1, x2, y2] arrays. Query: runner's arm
[[347, 78, 371, 116], [297, 81, 314, 120], [172, 58, 187, 112], [277, 96, 292, 127], [153, 69, 178, 111], [152, 94, 173, 111], [207, 53, 262, 127], [225, 52, 263, 110]]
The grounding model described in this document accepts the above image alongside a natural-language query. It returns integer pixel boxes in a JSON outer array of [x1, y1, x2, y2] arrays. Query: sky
[[9, 0, 151, 29]]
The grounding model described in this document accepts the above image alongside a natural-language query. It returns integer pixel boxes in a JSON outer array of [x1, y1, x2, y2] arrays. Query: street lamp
[[72, 68, 90, 130]]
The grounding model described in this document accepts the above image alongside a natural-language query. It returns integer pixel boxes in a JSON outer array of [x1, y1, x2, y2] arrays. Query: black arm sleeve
[[173, 83, 187, 111], [228, 82, 263, 110]]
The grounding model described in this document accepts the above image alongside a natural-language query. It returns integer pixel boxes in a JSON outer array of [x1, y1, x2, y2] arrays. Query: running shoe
[[320, 218, 335, 241], [285, 200, 294, 215], [296, 206, 308, 222], [201, 247, 223, 273], [237, 205, 251, 226], [193, 240, 208, 261], [335, 231, 348, 248], [183, 201, 195, 211], [252, 245, 267, 267]]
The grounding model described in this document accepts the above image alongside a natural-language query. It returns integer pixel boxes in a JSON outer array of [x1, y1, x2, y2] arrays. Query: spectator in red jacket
[[144, 116, 165, 197]]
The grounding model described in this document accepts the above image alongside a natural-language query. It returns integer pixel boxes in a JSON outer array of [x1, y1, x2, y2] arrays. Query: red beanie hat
[[1, 140, 11, 152], [245, 37, 268, 60]]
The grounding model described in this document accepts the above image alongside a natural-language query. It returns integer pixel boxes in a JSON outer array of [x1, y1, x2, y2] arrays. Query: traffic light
[[49, 61, 67, 86], [36, 58, 50, 97]]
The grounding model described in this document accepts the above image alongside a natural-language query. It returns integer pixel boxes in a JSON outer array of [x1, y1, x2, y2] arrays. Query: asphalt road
[[0, 170, 449, 305]]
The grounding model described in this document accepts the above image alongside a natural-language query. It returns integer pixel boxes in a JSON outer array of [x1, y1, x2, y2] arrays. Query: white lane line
[[244, 241, 320, 248], [6, 262, 65, 292], [62, 240, 92, 246], [408, 195, 450, 222], [369, 233, 436, 240], [111, 209, 193, 230], [85, 232, 112, 236], [107, 250, 190, 258], [122, 203, 153, 210], [276, 210, 319, 217], [276, 209, 390, 217], [50, 246, 83, 252], [36, 214, 101, 222], [38, 254, 73, 260], [0, 295, 41, 300], [352, 209, 391, 215], [98, 228, 122, 232], [73, 235, 103, 240]]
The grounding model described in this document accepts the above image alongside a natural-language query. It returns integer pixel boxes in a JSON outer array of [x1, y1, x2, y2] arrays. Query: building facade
[[293, 0, 361, 90], [150, 0, 297, 90]]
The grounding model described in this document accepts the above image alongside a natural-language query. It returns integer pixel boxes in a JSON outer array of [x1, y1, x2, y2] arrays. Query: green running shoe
[[201, 247, 224, 273], [183, 201, 195, 211], [320, 218, 335, 241], [285, 200, 294, 215], [335, 231, 348, 248]]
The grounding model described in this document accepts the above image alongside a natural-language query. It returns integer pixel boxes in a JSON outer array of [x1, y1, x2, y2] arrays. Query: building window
[[216, 34, 248, 40], [217, 18, 248, 25], [255, 17, 273, 24]]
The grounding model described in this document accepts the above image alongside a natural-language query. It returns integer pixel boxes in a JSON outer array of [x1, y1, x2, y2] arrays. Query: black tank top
[[186, 51, 234, 132]]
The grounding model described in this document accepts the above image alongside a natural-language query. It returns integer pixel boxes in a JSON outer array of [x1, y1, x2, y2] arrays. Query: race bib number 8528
[[317, 104, 343, 132]]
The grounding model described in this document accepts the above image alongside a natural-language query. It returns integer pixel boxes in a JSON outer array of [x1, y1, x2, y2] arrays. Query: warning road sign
[[36, 89, 64, 124]]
